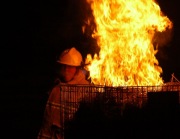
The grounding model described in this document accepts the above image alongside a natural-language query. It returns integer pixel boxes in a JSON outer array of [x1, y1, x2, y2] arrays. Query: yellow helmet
[[57, 47, 83, 66]]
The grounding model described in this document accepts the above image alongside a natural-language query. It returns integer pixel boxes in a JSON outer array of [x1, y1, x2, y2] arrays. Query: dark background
[[1, 0, 180, 138]]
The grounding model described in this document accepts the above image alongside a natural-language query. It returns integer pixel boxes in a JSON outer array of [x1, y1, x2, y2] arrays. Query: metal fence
[[59, 84, 180, 138]]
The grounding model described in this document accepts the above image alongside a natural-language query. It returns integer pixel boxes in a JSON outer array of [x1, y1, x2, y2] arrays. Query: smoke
[[153, 26, 174, 47]]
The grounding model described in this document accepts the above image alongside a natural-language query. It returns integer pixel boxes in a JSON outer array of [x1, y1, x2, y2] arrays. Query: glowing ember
[[84, 0, 173, 86]]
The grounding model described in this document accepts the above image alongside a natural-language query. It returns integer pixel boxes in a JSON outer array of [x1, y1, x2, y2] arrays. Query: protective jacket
[[37, 70, 90, 139]]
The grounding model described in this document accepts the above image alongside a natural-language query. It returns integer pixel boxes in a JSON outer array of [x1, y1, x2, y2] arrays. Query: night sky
[[1, 0, 180, 138]]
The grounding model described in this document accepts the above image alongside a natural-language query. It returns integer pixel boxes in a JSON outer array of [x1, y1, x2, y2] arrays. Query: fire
[[84, 0, 173, 86]]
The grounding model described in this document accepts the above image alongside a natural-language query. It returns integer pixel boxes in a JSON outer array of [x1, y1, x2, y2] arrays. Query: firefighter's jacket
[[37, 70, 90, 139]]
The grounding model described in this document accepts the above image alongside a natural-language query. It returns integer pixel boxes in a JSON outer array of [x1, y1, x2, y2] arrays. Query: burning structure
[[59, 0, 180, 138]]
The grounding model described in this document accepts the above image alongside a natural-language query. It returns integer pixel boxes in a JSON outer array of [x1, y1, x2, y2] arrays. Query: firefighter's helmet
[[57, 47, 82, 66]]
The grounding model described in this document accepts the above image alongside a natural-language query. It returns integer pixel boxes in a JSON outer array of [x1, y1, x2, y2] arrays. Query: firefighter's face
[[59, 64, 77, 82]]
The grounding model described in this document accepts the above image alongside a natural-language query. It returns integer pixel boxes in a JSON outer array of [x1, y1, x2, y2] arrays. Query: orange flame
[[85, 0, 173, 86]]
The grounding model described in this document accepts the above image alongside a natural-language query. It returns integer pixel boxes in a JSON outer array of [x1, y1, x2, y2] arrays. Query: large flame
[[84, 0, 173, 86]]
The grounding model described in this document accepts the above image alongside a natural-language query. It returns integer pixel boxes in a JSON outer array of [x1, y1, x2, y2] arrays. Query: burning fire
[[84, 0, 173, 86]]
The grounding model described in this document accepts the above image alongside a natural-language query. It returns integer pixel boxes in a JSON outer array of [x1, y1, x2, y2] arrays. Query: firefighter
[[37, 47, 91, 139]]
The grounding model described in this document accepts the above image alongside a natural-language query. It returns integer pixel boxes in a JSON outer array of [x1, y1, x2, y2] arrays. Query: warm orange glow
[[85, 0, 173, 86]]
